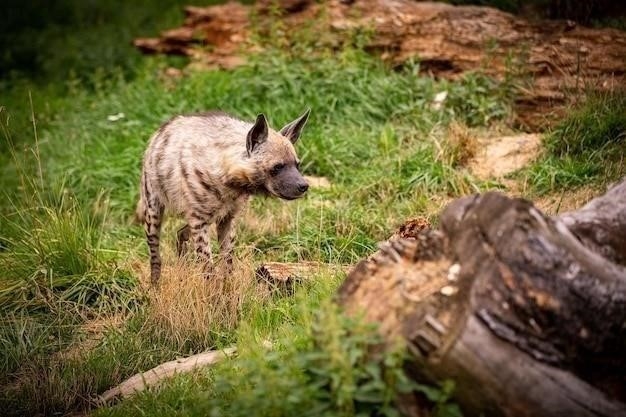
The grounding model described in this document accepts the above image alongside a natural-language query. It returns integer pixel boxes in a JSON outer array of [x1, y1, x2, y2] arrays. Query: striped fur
[[138, 110, 310, 285]]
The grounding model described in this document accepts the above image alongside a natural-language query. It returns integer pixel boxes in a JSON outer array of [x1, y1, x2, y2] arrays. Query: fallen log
[[256, 261, 349, 293], [338, 178, 626, 416], [98, 347, 238, 404]]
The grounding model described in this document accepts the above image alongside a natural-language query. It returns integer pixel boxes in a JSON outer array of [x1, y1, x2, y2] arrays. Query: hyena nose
[[298, 183, 309, 193]]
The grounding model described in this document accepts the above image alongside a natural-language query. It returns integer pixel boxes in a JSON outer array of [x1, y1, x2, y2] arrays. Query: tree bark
[[338, 179, 626, 416]]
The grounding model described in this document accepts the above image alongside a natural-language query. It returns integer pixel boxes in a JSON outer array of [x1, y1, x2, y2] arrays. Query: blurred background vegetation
[[1, 0, 210, 84], [2, 0, 624, 86]]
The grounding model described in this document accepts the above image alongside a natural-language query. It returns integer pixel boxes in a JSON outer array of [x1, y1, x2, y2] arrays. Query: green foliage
[[544, 93, 626, 157], [98, 304, 460, 417], [0, 183, 139, 316], [202, 314, 403, 417], [202, 318, 406, 416], [522, 92, 625, 194], [443, 71, 513, 127]]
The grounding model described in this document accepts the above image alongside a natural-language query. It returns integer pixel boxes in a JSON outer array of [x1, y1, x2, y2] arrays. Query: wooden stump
[[338, 179, 626, 416]]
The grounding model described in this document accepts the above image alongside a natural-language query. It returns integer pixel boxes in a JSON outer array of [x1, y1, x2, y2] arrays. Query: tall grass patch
[[0, 184, 139, 316], [522, 92, 625, 194], [142, 256, 257, 350]]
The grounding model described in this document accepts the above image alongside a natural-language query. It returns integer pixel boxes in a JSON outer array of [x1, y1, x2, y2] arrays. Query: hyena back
[[137, 109, 310, 285]]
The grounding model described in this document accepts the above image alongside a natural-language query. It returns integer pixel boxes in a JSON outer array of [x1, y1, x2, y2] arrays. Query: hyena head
[[245, 109, 310, 200]]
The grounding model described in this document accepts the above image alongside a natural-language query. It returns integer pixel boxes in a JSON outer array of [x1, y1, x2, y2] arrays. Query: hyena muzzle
[[137, 109, 310, 286]]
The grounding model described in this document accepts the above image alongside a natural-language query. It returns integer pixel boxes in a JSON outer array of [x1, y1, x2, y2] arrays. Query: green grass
[[521, 92, 625, 194], [0, 183, 139, 314], [2, 50, 505, 261]]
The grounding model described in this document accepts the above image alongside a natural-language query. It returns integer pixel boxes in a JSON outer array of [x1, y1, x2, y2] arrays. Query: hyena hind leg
[[144, 202, 165, 286], [187, 215, 214, 276], [176, 224, 191, 257], [217, 213, 235, 273]]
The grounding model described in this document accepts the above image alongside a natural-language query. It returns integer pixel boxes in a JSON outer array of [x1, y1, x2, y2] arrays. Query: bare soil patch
[[468, 132, 542, 179]]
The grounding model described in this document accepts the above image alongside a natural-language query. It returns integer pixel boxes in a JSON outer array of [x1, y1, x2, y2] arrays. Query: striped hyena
[[137, 109, 310, 285]]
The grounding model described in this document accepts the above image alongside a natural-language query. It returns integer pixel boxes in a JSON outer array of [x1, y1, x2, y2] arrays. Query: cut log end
[[339, 179, 626, 416]]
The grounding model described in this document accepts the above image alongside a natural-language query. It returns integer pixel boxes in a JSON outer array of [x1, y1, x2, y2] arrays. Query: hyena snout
[[271, 168, 309, 200], [297, 182, 309, 193], [290, 180, 309, 198]]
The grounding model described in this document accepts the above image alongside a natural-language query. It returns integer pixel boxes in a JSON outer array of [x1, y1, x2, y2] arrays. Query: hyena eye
[[270, 163, 285, 176]]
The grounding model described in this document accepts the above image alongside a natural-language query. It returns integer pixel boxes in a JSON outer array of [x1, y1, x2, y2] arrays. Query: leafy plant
[[98, 304, 461, 417]]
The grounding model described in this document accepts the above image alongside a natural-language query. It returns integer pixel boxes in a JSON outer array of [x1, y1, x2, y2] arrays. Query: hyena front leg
[[187, 215, 214, 274], [176, 224, 191, 257], [217, 213, 235, 272], [144, 201, 165, 286]]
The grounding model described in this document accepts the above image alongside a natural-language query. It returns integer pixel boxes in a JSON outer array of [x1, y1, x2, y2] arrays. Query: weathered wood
[[409, 315, 626, 417], [256, 261, 348, 293], [559, 179, 626, 267], [98, 347, 237, 404], [338, 178, 626, 416]]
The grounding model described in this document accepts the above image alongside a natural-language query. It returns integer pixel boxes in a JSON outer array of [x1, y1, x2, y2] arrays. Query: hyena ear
[[246, 113, 269, 156], [280, 108, 310, 144]]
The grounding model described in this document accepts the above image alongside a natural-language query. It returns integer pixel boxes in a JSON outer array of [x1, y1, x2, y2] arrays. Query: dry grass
[[533, 184, 602, 215], [438, 121, 479, 167], [140, 254, 259, 348], [239, 199, 302, 237], [1, 256, 260, 416]]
